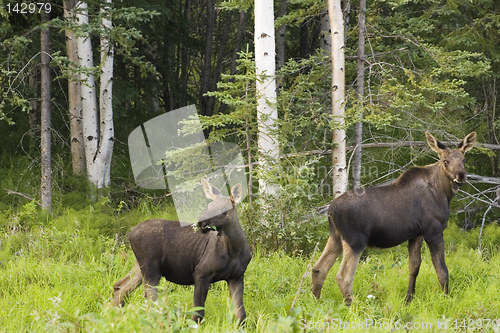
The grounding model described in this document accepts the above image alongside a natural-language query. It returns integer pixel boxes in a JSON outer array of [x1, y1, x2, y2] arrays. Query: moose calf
[[113, 179, 251, 324], [312, 132, 476, 305]]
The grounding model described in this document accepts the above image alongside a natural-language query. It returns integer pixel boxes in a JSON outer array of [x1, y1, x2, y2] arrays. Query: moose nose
[[454, 171, 466, 183], [198, 219, 209, 229]]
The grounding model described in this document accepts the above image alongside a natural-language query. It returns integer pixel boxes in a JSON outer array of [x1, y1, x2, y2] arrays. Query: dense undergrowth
[[1, 194, 500, 332], [1, 154, 500, 332]]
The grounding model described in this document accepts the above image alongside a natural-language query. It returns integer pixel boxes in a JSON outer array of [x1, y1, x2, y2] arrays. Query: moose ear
[[201, 178, 221, 200], [230, 183, 243, 204], [457, 132, 476, 154], [426, 132, 446, 153]]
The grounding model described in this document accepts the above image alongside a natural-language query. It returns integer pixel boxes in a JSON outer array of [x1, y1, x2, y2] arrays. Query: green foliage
[[1, 210, 500, 331], [2, 0, 500, 329], [274, 0, 326, 28], [219, 0, 253, 11], [50, 3, 160, 81], [202, 50, 257, 144], [0, 31, 34, 125]]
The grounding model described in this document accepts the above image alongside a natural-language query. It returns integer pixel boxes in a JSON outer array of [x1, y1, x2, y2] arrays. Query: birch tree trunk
[[352, 0, 366, 190], [76, 0, 99, 187], [40, 5, 51, 212], [319, 1, 331, 53], [255, 0, 280, 196], [328, 0, 347, 198], [98, 0, 114, 188], [64, 0, 85, 175], [200, 0, 215, 116], [75, 0, 114, 189]]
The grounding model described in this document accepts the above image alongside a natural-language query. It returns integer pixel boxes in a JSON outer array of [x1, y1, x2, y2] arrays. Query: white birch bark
[[255, 0, 279, 195], [98, 0, 114, 188], [75, 0, 99, 186], [64, 0, 85, 175], [74, 0, 114, 189], [328, 0, 347, 198], [319, 1, 331, 53]]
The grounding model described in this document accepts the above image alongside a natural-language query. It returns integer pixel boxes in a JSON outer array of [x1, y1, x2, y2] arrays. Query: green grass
[[1, 204, 500, 332]]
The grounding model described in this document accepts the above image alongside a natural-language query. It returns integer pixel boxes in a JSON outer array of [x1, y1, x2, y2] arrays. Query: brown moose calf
[[113, 179, 251, 324], [312, 132, 476, 305]]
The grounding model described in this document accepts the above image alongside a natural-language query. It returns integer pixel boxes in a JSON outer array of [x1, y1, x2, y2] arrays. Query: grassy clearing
[[1, 203, 500, 332]]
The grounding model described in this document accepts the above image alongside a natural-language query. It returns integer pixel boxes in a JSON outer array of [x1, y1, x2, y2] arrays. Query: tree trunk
[[255, 0, 279, 195], [207, 10, 233, 114], [231, 10, 246, 76], [276, 0, 287, 69], [310, 15, 321, 52], [352, 0, 366, 190], [180, 0, 191, 107], [97, 0, 114, 188], [64, 0, 85, 175], [200, 0, 215, 116], [163, 32, 174, 110], [328, 0, 347, 198], [40, 4, 51, 212], [300, 21, 309, 58], [28, 70, 40, 142], [220, 9, 246, 115], [144, 41, 160, 113], [76, 0, 99, 188], [319, 1, 331, 53], [75, 0, 114, 189]]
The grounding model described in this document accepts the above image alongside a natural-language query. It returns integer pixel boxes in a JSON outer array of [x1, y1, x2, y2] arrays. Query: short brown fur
[[113, 179, 251, 324], [312, 132, 476, 305]]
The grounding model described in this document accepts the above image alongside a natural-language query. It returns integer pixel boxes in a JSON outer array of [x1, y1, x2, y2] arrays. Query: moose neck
[[219, 218, 248, 258], [431, 162, 456, 204]]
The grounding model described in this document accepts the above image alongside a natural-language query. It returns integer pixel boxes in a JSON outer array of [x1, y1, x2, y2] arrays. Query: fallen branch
[[315, 174, 500, 216], [478, 203, 494, 254], [467, 174, 500, 185], [291, 242, 319, 309], [5, 189, 41, 206], [284, 140, 500, 160]]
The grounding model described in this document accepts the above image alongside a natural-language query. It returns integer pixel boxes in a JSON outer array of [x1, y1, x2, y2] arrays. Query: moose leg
[[228, 277, 246, 325], [336, 240, 362, 306], [113, 262, 143, 306], [312, 220, 342, 299], [142, 262, 162, 302], [426, 237, 449, 295], [406, 236, 423, 304], [192, 277, 211, 322]]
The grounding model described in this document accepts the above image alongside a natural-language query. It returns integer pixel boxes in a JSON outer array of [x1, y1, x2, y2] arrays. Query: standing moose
[[113, 179, 251, 324], [312, 132, 476, 305]]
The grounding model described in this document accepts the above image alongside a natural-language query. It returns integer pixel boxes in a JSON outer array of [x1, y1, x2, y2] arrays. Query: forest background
[[1, 0, 500, 331]]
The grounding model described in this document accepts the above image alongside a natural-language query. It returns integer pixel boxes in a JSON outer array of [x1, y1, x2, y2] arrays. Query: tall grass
[[1, 198, 500, 332]]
